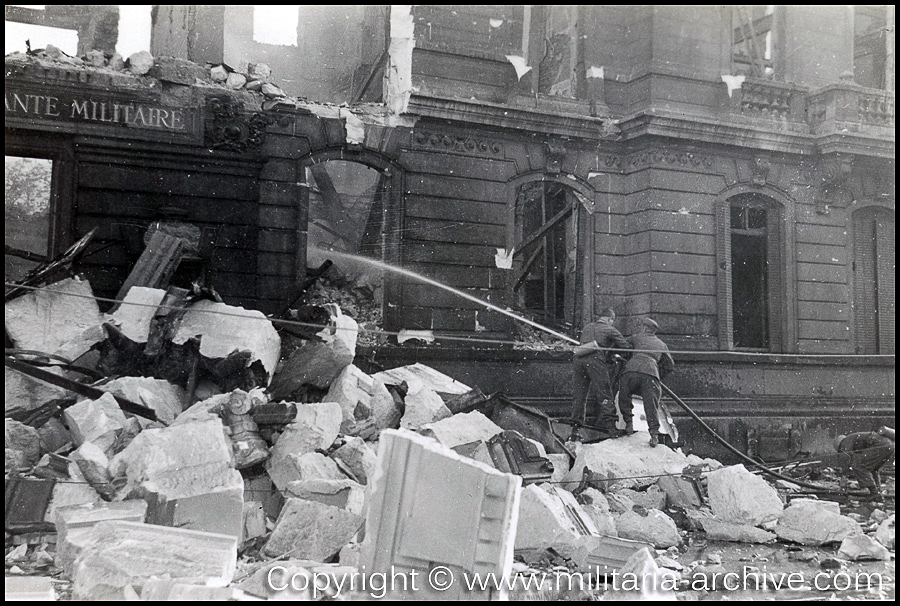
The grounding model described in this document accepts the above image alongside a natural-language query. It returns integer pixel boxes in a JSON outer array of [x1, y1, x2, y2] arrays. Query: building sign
[[4, 86, 201, 140]]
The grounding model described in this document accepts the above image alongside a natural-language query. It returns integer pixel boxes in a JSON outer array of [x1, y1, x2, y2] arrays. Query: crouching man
[[834, 427, 895, 500]]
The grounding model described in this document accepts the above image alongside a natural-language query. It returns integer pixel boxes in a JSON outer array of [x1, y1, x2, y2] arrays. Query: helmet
[[833, 434, 847, 452]]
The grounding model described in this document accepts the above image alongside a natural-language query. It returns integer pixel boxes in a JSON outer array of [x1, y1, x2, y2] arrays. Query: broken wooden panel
[[360, 429, 521, 600]]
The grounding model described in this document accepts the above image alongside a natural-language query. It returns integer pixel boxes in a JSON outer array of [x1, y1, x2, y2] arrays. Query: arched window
[[716, 192, 786, 351], [511, 180, 584, 328], [852, 206, 895, 354]]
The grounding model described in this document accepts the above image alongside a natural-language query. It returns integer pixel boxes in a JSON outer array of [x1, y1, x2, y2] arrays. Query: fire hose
[[658, 381, 878, 498]]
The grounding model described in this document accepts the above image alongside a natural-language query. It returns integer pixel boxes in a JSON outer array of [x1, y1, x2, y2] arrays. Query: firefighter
[[618, 318, 675, 447], [834, 427, 895, 500]]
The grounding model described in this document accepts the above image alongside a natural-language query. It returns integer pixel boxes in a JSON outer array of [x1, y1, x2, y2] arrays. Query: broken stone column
[[774, 501, 863, 545], [72, 521, 237, 600], [360, 429, 521, 600], [220, 390, 269, 469], [706, 464, 783, 527], [54, 500, 148, 576], [5, 277, 105, 358], [615, 508, 681, 548], [172, 299, 281, 386], [63, 392, 128, 456], [421, 410, 504, 449], [263, 498, 364, 560], [331, 436, 378, 484], [324, 365, 399, 438], [562, 432, 689, 491]]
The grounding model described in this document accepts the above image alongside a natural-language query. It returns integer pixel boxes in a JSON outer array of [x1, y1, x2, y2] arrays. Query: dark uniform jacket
[[624, 333, 675, 380], [578, 322, 631, 361], [839, 432, 894, 453]]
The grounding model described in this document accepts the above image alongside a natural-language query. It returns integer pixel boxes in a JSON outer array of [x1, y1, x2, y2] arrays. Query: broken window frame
[[716, 192, 786, 352], [731, 5, 777, 78], [510, 180, 584, 331], [297, 150, 405, 331], [851, 205, 895, 355], [5, 134, 75, 281], [853, 6, 893, 90]]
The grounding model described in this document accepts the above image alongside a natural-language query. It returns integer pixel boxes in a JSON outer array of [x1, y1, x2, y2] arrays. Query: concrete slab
[[284, 478, 366, 516], [372, 363, 471, 402], [99, 376, 187, 426], [330, 436, 378, 484], [6, 366, 71, 419], [775, 501, 863, 545], [4, 576, 56, 601], [267, 451, 347, 491], [109, 286, 166, 343], [5, 419, 41, 470], [614, 508, 680, 548]]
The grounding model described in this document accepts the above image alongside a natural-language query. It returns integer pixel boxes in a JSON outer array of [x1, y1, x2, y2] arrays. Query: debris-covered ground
[[6, 270, 894, 600], [4, 217, 895, 600]]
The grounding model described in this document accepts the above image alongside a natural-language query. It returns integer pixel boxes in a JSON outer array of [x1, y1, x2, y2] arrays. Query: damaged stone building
[[5, 5, 895, 460]]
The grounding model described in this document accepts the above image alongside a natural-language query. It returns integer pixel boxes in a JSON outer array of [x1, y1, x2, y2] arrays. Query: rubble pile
[[4, 274, 895, 600]]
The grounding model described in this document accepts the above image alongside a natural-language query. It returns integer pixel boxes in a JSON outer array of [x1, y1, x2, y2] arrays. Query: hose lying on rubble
[[659, 381, 875, 497]]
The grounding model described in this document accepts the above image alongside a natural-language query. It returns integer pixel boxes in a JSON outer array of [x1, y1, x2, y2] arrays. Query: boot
[[649, 433, 659, 448], [622, 420, 634, 436]]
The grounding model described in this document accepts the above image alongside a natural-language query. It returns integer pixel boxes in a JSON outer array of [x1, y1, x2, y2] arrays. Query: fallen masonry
[[3, 272, 895, 600]]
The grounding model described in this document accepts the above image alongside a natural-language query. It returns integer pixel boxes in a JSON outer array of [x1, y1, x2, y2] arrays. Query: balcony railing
[[807, 83, 895, 132]]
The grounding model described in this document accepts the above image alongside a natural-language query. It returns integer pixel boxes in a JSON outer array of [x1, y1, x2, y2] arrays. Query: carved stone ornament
[[750, 156, 771, 186], [545, 143, 567, 173], [412, 131, 503, 157], [817, 154, 854, 214], [204, 97, 271, 152]]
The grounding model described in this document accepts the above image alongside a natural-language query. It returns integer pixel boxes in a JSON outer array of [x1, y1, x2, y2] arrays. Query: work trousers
[[850, 437, 895, 491], [618, 371, 662, 435], [571, 353, 617, 430]]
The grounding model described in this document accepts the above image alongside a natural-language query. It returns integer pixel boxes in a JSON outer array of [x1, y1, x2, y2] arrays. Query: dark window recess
[[5, 156, 53, 282], [731, 204, 769, 349], [513, 181, 579, 328], [853, 207, 895, 354]]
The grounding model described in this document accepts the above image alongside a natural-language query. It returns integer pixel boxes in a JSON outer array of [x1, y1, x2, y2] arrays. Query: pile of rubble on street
[[5, 272, 895, 600]]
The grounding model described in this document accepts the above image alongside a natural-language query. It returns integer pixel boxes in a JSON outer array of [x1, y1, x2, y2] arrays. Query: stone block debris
[[5, 277, 105, 358], [331, 436, 378, 484], [284, 478, 367, 516], [54, 500, 148, 576], [324, 364, 400, 438], [874, 514, 894, 550], [6, 365, 72, 419], [4, 576, 56, 601], [98, 376, 186, 426], [697, 516, 777, 544], [109, 287, 167, 343], [837, 534, 892, 561], [601, 546, 677, 601], [172, 299, 281, 386], [360, 429, 521, 600], [63, 392, 128, 456], [372, 362, 471, 403], [5, 418, 41, 470], [775, 501, 863, 546], [421, 410, 505, 449], [706, 464, 784, 527], [263, 497, 363, 560], [71, 521, 237, 600], [266, 450, 346, 491], [614, 508, 681, 548], [563, 431, 689, 491]]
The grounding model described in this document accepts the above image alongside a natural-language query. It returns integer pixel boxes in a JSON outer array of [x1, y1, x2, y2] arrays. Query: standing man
[[834, 427, 894, 500], [571, 307, 631, 435], [619, 318, 675, 447]]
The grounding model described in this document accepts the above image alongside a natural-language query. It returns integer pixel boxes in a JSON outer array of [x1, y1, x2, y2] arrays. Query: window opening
[[732, 5, 775, 77], [730, 203, 769, 348], [5, 155, 53, 282], [853, 207, 895, 354]]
